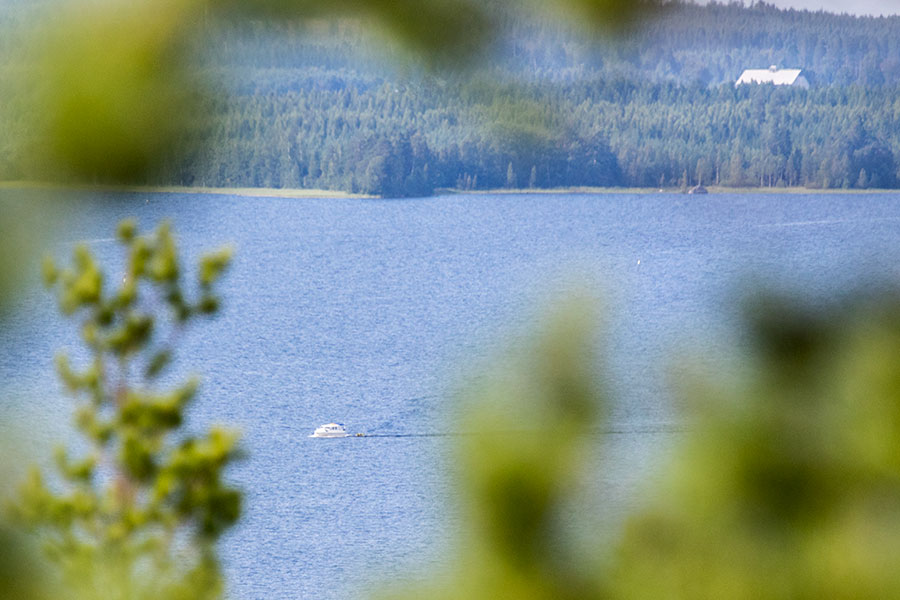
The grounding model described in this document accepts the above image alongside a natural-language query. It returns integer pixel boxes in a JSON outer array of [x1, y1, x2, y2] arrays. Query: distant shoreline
[[0, 181, 373, 199], [444, 186, 900, 196], [148, 185, 375, 199], [4, 181, 900, 199]]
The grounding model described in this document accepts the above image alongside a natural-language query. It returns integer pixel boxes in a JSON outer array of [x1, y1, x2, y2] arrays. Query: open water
[[5, 191, 900, 598]]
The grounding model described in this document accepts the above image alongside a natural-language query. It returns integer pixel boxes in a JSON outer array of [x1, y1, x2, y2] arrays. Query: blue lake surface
[[5, 191, 900, 598]]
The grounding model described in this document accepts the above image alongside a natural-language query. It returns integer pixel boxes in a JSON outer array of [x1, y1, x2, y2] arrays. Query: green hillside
[[4, 1, 900, 196]]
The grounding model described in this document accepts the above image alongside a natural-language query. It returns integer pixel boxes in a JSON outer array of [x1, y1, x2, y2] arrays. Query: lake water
[[4, 191, 900, 598]]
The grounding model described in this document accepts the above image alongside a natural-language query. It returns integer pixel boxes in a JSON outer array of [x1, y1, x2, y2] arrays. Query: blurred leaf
[[216, 0, 495, 66], [28, 0, 206, 183], [555, 0, 661, 33], [199, 247, 233, 288], [145, 349, 172, 378], [0, 524, 54, 600], [0, 193, 55, 319], [117, 218, 137, 242], [40, 254, 57, 288]]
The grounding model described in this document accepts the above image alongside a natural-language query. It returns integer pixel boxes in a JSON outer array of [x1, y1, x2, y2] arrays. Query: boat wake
[[347, 423, 687, 438], [758, 216, 900, 228]]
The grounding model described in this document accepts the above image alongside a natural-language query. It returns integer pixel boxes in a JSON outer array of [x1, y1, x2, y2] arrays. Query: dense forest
[[3, 1, 900, 196]]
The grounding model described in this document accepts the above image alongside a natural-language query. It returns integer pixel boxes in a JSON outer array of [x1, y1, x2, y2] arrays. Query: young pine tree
[[9, 219, 240, 600]]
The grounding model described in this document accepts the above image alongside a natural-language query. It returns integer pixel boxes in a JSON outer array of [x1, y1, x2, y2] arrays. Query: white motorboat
[[310, 423, 349, 438]]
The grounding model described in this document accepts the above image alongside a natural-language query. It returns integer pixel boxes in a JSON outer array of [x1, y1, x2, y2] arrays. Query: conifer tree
[[9, 220, 240, 600]]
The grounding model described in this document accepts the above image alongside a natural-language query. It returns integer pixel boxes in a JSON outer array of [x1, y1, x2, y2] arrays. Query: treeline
[[154, 2, 900, 194], [4, 2, 900, 195], [170, 73, 898, 194], [591, 80, 900, 189], [176, 73, 623, 194]]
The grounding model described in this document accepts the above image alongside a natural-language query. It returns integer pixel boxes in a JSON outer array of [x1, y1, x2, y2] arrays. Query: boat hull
[[310, 423, 349, 438]]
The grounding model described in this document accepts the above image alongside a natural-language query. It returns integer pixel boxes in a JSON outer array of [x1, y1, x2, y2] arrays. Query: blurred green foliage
[[387, 292, 900, 599], [29, 0, 205, 184], [0, 192, 48, 321], [217, 0, 494, 66], [0, 525, 53, 600], [6, 220, 239, 600], [383, 298, 606, 600], [612, 293, 900, 599]]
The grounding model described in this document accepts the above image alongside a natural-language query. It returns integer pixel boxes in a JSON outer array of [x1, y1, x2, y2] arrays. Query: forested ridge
[[3, 1, 900, 196]]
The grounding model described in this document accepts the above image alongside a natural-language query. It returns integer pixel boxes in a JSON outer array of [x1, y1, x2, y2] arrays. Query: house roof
[[736, 66, 806, 86]]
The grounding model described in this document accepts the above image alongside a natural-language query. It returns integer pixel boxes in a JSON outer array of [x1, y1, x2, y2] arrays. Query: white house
[[735, 66, 810, 88]]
